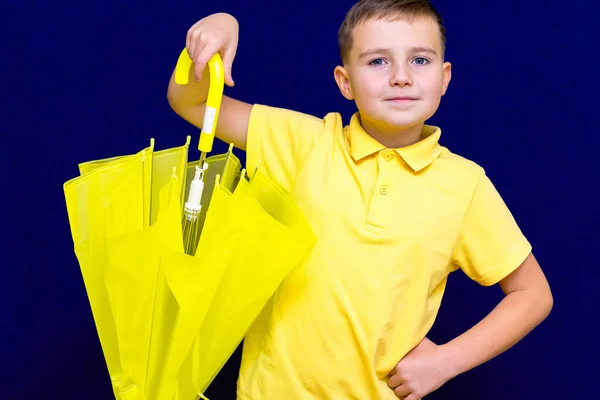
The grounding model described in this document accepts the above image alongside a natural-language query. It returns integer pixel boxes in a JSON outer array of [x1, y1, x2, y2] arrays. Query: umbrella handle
[[175, 48, 225, 154]]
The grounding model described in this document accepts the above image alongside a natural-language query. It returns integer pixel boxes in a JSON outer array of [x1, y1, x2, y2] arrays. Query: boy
[[167, 1, 553, 399]]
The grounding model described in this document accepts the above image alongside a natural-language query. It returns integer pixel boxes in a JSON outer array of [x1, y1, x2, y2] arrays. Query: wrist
[[438, 341, 464, 380]]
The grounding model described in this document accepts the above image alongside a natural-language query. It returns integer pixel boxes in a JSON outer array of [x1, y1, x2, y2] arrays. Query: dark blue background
[[3, 0, 597, 398]]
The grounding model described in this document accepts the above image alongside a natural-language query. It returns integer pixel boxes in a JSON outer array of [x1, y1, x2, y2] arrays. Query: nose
[[389, 64, 412, 87]]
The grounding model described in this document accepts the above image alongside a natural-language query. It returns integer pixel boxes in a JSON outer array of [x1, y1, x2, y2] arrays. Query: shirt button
[[380, 185, 389, 195], [384, 153, 394, 161]]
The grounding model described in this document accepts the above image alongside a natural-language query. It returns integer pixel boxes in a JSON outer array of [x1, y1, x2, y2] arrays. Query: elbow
[[166, 87, 178, 110], [166, 79, 184, 112], [537, 284, 554, 323], [543, 287, 554, 319], [166, 90, 185, 118]]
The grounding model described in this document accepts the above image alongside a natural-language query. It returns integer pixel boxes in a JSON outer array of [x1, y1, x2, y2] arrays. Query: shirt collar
[[347, 113, 443, 172]]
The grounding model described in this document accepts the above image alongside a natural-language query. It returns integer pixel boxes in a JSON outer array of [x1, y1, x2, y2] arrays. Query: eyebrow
[[358, 46, 438, 59], [410, 46, 438, 57]]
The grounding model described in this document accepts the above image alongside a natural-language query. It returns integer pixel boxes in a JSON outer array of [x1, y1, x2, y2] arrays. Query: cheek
[[420, 75, 445, 98], [352, 73, 385, 102], [424, 71, 445, 91]]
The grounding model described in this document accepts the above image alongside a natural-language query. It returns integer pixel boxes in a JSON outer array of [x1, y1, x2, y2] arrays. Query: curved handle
[[175, 48, 224, 154]]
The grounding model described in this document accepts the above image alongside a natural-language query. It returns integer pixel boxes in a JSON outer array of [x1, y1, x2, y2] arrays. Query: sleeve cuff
[[478, 241, 533, 286]]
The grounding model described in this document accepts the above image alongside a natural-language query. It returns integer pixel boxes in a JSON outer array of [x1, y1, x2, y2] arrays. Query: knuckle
[[190, 29, 201, 39], [195, 54, 207, 64], [197, 31, 214, 43]]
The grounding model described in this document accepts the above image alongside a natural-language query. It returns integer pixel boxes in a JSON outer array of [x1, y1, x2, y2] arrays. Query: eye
[[413, 57, 430, 65], [369, 58, 387, 66]]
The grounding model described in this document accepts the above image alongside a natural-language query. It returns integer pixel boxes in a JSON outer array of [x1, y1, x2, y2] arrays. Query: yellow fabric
[[149, 138, 191, 224], [64, 146, 152, 399], [64, 139, 317, 400], [189, 166, 317, 395], [239, 104, 532, 399], [77, 141, 154, 229], [64, 139, 191, 399], [137, 173, 230, 400], [183, 144, 242, 236]]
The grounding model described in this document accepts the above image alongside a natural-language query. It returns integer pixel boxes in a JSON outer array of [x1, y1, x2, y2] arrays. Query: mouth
[[386, 97, 418, 102]]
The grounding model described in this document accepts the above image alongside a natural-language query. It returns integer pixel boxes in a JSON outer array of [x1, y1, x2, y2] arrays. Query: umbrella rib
[[142, 252, 163, 396]]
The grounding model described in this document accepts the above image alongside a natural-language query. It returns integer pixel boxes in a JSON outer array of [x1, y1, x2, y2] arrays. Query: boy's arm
[[389, 171, 553, 399], [388, 253, 553, 400], [441, 252, 553, 377], [167, 13, 253, 150], [168, 13, 326, 191]]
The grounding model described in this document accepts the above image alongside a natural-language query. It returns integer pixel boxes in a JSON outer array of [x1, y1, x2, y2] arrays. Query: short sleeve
[[246, 104, 325, 194], [451, 171, 532, 286]]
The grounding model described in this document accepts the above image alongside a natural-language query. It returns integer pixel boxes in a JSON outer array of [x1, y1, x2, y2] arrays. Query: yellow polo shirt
[[236, 104, 532, 399]]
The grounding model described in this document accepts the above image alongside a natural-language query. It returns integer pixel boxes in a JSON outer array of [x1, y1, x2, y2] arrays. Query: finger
[[186, 29, 192, 55], [221, 46, 236, 86], [387, 372, 403, 388], [193, 42, 220, 82], [186, 24, 201, 60], [394, 384, 411, 398], [404, 394, 421, 400], [190, 30, 210, 70]]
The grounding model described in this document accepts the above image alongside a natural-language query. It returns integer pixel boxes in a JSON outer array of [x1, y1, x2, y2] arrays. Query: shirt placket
[[364, 150, 396, 235]]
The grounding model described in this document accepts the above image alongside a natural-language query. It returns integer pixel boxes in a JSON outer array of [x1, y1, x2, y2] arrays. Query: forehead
[[349, 17, 442, 57]]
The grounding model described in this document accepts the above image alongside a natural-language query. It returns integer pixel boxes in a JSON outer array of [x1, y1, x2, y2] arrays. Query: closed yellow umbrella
[[63, 50, 317, 399]]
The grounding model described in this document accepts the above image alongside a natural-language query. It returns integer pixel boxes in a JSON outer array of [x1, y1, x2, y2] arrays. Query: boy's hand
[[387, 338, 455, 399], [186, 13, 239, 86]]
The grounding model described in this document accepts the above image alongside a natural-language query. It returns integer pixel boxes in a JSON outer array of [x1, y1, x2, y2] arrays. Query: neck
[[359, 115, 424, 148]]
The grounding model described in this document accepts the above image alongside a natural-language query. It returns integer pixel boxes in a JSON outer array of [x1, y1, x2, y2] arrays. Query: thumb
[[221, 47, 236, 87]]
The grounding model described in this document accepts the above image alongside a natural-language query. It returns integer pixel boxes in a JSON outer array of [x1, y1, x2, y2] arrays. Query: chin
[[359, 108, 427, 131], [381, 115, 425, 130]]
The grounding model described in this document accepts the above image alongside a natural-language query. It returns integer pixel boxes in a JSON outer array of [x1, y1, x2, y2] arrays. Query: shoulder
[[251, 104, 342, 127], [427, 146, 493, 204], [248, 105, 346, 150], [436, 146, 486, 180]]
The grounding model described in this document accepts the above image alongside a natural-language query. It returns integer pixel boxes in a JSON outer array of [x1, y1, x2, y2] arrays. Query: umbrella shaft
[[182, 218, 201, 255], [199, 152, 207, 169]]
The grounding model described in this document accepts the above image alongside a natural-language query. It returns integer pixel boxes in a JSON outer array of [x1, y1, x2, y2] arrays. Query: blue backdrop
[[3, 0, 597, 398]]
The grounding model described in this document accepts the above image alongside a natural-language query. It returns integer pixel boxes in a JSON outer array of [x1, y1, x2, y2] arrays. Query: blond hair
[[338, 0, 446, 64]]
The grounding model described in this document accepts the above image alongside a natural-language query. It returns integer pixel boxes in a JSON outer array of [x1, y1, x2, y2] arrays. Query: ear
[[441, 61, 452, 95], [334, 65, 354, 100]]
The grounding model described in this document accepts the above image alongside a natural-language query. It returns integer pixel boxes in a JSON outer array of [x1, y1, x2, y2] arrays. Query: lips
[[386, 97, 417, 101]]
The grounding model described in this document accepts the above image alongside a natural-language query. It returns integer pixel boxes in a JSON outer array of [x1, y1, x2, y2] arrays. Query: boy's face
[[335, 17, 451, 135]]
